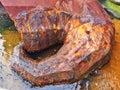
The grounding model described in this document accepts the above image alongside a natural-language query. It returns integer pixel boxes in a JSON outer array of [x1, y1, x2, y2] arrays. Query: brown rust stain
[[89, 19, 120, 90], [0, 19, 119, 90], [10, 0, 114, 86]]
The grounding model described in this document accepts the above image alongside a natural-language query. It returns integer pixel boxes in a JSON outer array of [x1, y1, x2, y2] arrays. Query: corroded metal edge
[[11, 45, 111, 86]]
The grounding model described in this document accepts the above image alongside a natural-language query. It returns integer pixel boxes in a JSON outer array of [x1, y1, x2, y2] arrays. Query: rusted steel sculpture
[[3, 0, 114, 86]]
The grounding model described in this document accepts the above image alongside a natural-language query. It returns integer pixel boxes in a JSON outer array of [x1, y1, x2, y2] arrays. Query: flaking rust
[[1, 0, 115, 86]]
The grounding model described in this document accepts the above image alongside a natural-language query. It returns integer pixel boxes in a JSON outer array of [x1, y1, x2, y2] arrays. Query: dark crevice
[[26, 43, 63, 60]]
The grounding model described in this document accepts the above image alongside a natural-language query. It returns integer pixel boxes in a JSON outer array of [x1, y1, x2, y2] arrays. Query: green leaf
[[99, 0, 120, 18]]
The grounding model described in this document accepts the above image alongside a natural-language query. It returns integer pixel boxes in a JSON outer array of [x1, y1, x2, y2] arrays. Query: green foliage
[[110, 0, 120, 5], [99, 0, 120, 19]]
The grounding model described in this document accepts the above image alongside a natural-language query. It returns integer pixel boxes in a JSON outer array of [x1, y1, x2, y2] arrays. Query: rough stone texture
[[10, 0, 115, 86]]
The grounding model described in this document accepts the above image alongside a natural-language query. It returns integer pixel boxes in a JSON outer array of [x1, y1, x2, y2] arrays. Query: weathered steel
[[0, 0, 114, 86]]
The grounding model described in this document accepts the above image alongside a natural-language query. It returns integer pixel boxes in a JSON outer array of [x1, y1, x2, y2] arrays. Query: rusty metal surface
[[1, 0, 57, 21], [8, 0, 115, 86]]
